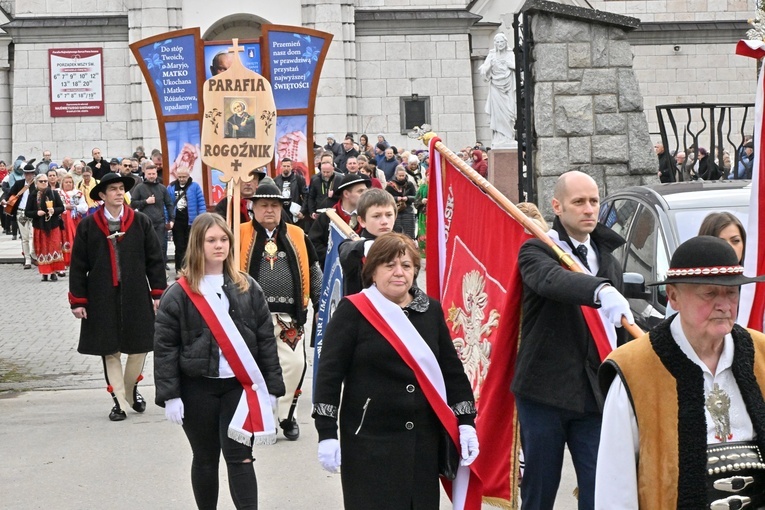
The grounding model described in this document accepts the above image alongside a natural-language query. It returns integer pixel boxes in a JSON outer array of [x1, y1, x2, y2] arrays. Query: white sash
[[199, 278, 276, 445], [361, 285, 472, 509]]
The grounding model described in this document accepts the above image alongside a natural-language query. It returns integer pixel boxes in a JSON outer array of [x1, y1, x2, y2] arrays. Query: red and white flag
[[736, 39, 765, 332], [426, 136, 530, 507]]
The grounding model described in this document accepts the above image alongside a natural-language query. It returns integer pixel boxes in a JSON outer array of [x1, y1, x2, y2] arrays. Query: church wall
[[183, 0, 302, 36], [355, 32, 476, 151], [12, 41, 133, 161]]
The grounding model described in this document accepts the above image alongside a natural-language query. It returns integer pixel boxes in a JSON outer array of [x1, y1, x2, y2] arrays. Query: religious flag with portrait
[[735, 39, 765, 332], [312, 221, 347, 391], [426, 136, 530, 508]]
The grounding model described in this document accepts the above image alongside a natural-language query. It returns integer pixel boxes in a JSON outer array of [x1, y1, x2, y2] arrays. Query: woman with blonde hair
[[154, 212, 284, 510]]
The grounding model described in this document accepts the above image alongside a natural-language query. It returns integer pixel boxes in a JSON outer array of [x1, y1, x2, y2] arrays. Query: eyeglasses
[[37, 180, 48, 183]]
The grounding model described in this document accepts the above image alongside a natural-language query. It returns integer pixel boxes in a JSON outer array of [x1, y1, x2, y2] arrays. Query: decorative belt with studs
[[707, 442, 765, 509]]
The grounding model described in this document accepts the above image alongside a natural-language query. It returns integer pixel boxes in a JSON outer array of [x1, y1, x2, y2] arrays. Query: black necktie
[[575, 244, 591, 272]]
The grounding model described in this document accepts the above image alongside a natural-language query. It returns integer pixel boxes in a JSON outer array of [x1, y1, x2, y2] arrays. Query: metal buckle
[[710, 495, 752, 509], [713, 476, 755, 493]]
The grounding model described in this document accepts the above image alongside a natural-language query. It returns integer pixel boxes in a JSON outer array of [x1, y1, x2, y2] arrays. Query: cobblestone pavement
[[0, 262, 164, 392]]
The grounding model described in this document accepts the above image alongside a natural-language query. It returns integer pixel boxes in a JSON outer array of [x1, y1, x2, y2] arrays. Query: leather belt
[[707, 442, 765, 509]]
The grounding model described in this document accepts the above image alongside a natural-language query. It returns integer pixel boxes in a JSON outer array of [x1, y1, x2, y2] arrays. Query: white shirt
[[571, 235, 599, 276], [103, 205, 124, 221], [203, 274, 234, 379], [17, 180, 34, 210], [594, 316, 753, 508]]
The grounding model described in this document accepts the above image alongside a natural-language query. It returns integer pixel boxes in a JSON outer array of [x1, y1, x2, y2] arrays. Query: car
[[598, 180, 751, 332]]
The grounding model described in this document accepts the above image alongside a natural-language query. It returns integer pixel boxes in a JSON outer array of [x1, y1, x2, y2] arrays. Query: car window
[[656, 230, 670, 307], [600, 198, 639, 265], [624, 205, 657, 285], [670, 208, 749, 244]]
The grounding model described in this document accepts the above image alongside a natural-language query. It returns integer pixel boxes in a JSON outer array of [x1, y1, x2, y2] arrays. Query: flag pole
[[423, 132, 644, 339], [325, 209, 360, 240]]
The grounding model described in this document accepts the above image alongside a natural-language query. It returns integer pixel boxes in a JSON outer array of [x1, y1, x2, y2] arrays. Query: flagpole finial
[[407, 124, 434, 146]]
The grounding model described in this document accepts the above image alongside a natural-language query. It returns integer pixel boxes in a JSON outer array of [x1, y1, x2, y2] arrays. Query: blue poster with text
[[137, 34, 199, 116], [267, 31, 326, 110]]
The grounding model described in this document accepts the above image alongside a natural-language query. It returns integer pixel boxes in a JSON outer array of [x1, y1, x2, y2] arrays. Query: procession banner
[[49, 48, 104, 117], [736, 39, 765, 332], [262, 26, 333, 182], [312, 221, 347, 392], [130, 28, 207, 191], [427, 136, 528, 508]]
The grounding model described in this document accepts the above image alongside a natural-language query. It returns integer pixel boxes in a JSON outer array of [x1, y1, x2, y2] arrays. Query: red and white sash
[[347, 286, 483, 510], [178, 277, 276, 446], [547, 230, 617, 360]]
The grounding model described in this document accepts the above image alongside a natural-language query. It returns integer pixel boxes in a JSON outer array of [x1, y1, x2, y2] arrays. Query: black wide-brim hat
[[250, 182, 287, 203], [649, 235, 765, 286], [89, 172, 135, 201], [328, 173, 371, 203]]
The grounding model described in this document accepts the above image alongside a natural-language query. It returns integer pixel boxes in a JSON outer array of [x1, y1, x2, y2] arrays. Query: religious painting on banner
[[427, 136, 530, 508], [201, 39, 277, 183]]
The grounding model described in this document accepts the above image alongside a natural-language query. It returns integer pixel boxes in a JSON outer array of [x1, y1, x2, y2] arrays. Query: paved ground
[[0, 230, 580, 509]]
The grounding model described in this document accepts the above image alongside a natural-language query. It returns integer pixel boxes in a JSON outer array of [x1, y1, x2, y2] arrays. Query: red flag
[[737, 40, 765, 331], [427, 137, 529, 507]]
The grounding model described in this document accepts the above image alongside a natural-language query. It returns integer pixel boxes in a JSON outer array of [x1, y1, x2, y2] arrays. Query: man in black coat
[[273, 158, 307, 226], [334, 137, 359, 174], [655, 142, 675, 183], [305, 154, 343, 222], [130, 163, 174, 267], [87, 147, 109, 180], [511, 171, 633, 510], [69, 173, 167, 421]]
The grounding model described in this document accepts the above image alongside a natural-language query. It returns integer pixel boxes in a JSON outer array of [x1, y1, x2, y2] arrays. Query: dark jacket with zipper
[[153, 273, 285, 406], [511, 217, 626, 413]]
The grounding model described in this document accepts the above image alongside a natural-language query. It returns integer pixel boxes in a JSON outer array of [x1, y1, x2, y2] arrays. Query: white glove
[[269, 394, 278, 412], [598, 286, 635, 326], [458, 425, 479, 466], [318, 439, 341, 473], [165, 398, 184, 425]]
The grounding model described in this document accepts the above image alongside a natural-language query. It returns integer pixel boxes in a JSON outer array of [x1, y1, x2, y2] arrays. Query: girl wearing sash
[[313, 233, 479, 510], [154, 213, 285, 510]]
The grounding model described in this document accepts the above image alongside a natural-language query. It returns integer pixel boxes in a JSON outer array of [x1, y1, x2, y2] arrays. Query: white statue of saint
[[479, 33, 517, 149]]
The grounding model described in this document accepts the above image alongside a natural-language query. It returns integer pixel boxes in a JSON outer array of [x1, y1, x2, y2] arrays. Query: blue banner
[[137, 34, 200, 116], [312, 222, 346, 395], [267, 31, 326, 110]]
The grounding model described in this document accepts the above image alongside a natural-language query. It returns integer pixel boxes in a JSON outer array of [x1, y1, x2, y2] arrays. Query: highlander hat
[[89, 172, 135, 201], [22, 159, 37, 172], [250, 182, 287, 202], [649, 235, 765, 287]]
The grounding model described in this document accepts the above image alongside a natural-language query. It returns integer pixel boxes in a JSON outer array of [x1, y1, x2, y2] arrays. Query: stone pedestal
[[488, 148, 519, 203]]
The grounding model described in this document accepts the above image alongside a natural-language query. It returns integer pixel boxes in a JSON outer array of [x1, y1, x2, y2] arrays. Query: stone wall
[[530, 9, 656, 216]]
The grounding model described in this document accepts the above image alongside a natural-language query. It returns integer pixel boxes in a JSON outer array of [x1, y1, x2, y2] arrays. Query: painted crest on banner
[[443, 237, 505, 401], [201, 39, 277, 183]]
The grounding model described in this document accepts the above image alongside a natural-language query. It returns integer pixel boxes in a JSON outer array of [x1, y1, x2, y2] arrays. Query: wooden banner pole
[[426, 133, 644, 339]]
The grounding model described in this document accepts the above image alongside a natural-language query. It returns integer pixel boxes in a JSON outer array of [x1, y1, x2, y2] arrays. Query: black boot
[[280, 418, 300, 441], [41, 274, 48, 282], [50, 273, 58, 282], [109, 405, 127, 421], [132, 387, 146, 413]]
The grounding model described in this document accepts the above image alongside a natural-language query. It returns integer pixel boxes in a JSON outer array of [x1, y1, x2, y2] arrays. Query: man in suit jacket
[[511, 171, 633, 510]]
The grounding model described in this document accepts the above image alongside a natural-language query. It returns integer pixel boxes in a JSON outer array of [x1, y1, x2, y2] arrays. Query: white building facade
[[0, 0, 758, 163]]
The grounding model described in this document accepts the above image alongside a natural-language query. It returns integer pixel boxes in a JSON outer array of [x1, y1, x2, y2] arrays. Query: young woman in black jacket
[[154, 212, 285, 510]]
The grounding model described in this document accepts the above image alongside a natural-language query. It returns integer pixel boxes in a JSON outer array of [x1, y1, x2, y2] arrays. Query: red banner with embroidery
[[426, 137, 529, 507]]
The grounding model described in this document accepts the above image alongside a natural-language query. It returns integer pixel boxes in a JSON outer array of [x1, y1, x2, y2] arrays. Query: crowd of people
[[4, 132, 764, 510], [656, 137, 756, 183]]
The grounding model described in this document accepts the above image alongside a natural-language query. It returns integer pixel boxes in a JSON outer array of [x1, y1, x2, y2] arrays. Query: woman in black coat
[[313, 233, 478, 510], [154, 213, 285, 510], [385, 165, 417, 240], [25, 173, 65, 281]]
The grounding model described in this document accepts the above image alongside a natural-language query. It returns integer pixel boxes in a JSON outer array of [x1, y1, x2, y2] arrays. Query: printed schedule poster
[[49, 48, 105, 117], [137, 34, 200, 116], [267, 31, 325, 110]]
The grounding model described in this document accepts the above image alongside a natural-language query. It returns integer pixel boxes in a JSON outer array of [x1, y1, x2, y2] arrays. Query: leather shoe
[[132, 391, 146, 413], [50, 274, 58, 282], [23, 264, 30, 269], [280, 418, 300, 441], [109, 405, 127, 421]]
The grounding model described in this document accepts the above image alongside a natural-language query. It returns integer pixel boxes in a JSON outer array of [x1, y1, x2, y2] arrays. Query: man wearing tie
[[512, 170, 633, 509]]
